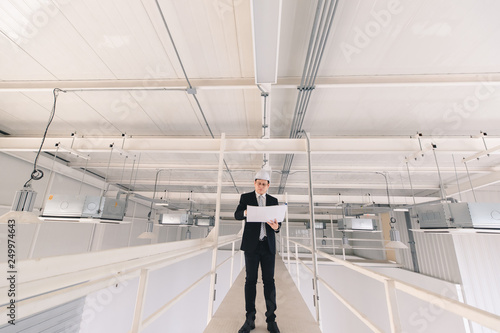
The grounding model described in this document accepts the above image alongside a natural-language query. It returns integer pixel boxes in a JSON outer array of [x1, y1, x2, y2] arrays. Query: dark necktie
[[259, 195, 266, 240]]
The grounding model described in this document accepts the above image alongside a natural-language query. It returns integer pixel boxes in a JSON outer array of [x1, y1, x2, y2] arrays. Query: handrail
[[286, 236, 386, 242], [284, 237, 500, 332], [137, 244, 242, 331], [0, 233, 243, 327]]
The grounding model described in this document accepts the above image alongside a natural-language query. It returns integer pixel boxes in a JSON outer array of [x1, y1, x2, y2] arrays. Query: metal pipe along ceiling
[[278, 0, 339, 194], [154, 0, 239, 194]]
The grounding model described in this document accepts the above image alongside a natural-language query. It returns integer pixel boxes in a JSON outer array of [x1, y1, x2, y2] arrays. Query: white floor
[[205, 256, 322, 333]]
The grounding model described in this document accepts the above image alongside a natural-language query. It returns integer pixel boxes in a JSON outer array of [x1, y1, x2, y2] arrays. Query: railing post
[[230, 241, 235, 287], [131, 269, 150, 332], [280, 225, 283, 256], [304, 132, 320, 324], [240, 250, 244, 271], [285, 192, 291, 269], [330, 214, 335, 256], [384, 279, 402, 333], [207, 133, 226, 324], [295, 243, 300, 290]]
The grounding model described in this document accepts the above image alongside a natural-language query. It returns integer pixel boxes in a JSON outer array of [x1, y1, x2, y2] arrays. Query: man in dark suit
[[234, 170, 281, 333]]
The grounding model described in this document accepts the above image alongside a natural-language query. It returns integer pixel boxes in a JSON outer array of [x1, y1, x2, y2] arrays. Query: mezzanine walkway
[[205, 256, 321, 333]]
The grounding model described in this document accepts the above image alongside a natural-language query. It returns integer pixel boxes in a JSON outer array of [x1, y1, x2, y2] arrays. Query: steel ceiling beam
[[104, 179, 440, 190], [2, 73, 500, 91], [445, 170, 500, 197], [0, 73, 500, 92], [66, 162, 496, 174], [129, 191, 432, 206], [2, 136, 498, 154]]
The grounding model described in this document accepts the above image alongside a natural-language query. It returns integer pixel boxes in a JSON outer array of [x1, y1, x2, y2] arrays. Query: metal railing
[[280, 236, 500, 332], [0, 231, 243, 331]]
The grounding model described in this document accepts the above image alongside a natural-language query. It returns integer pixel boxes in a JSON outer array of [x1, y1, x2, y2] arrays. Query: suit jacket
[[234, 191, 281, 254]]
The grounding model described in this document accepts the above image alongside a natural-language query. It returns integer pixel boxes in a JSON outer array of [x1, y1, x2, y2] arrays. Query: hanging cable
[[40, 144, 60, 212], [24, 88, 66, 187], [463, 159, 477, 202], [128, 155, 137, 192], [405, 159, 417, 205], [78, 156, 90, 195], [132, 153, 142, 191], [431, 145, 446, 200], [452, 154, 462, 202], [101, 144, 114, 197], [148, 169, 164, 221], [119, 154, 128, 185], [376, 172, 392, 210]]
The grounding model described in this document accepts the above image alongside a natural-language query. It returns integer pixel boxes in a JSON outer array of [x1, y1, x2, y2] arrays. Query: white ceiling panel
[[143, 0, 253, 79], [23, 90, 124, 136], [277, 0, 317, 78], [299, 85, 500, 136], [0, 91, 76, 135], [53, 0, 180, 79], [0, 1, 116, 80], [126, 90, 205, 136], [320, 0, 500, 75], [68, 90, 164, 136], [0, 34, 56, 80], [195, 89, 261, 137]]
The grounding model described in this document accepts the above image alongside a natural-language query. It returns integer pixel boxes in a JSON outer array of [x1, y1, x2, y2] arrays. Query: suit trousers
[[244, 239, 277, 323]]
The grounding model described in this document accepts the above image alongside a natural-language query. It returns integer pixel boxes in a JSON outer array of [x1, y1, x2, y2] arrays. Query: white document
[[246, 205, 287, 223]]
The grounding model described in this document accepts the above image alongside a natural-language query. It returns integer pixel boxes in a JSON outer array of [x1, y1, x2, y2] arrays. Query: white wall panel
[[32, 221, 95, 258], [412, 231, 462, 284], [452, 232, 500, 333], [0, 223, 37, 262], [98, 222, 132, 251], [79, 277, 140, 333], [294, 264, 467, 333], [77, 250, 242, 333], [0, 297, 85, 333]]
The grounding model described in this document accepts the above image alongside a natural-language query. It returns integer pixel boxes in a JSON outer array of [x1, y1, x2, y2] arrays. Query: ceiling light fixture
[[386, 217, 408, 249], [341, 231, 352, 249], [138, 169, 165, 240], [251, 0, 282, 84]]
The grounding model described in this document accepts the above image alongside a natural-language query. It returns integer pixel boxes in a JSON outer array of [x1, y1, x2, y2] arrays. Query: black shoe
[[238, 318, 255, 333], [267, 321, 280, 333]]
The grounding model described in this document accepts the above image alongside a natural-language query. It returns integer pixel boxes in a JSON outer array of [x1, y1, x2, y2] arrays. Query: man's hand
[[267, 218, 279, 230]]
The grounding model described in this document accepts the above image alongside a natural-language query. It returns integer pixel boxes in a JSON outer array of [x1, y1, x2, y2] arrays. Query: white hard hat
[[255, 169, 270, 181]]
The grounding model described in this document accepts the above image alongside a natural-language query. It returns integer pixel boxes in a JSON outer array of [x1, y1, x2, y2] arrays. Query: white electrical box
[[195, 216, 215, 226], [338, 218, 377, 230], [158, 213, 194, 225], [42, 195, 87, 218], [43, 195, 126, 221], [415, 202, 500, 229], [82, 196, 126, 220]]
